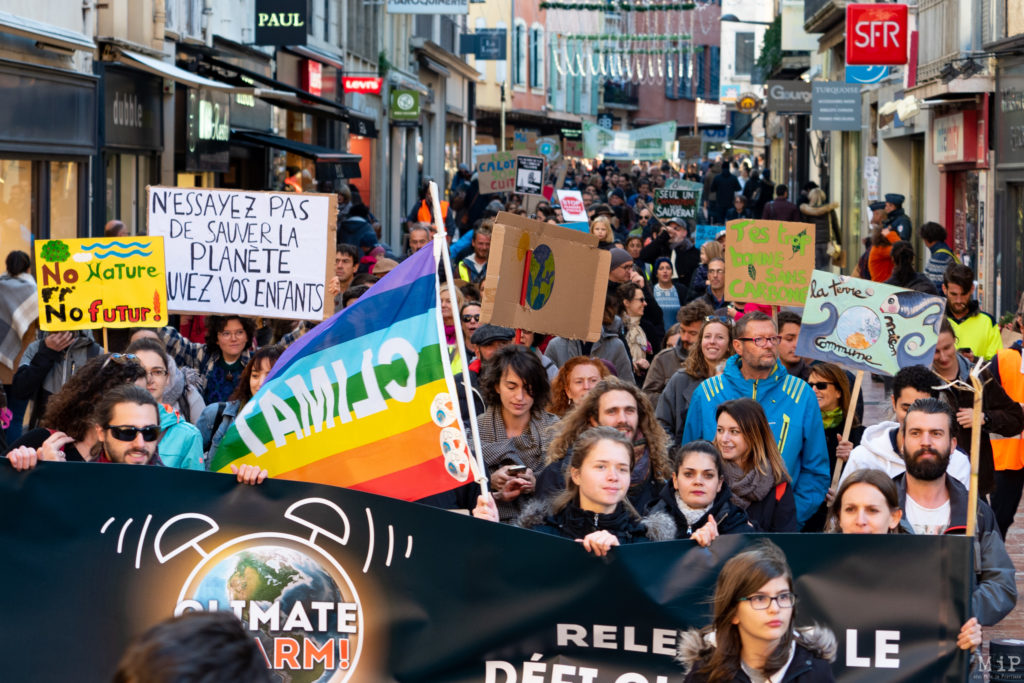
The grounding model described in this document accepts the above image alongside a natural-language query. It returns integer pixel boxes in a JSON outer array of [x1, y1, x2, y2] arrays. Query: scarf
[[723, 460, 775, 510], [478, 407, 557, 522], [623, 315, 651, 362], [822, 406, 844, 430], [674, 492, 712, 528]]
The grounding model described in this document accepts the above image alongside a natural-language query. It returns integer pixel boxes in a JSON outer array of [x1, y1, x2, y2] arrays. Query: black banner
[[0, 463, 970, 682]]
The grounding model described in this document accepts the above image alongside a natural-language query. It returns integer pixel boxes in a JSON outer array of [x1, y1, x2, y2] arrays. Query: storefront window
[[49, 162, 78, 240], [105, 154, 153, 234], [0, 159, 34, 254], [953, 170, 980, 271], [444, 123, 462, 198]]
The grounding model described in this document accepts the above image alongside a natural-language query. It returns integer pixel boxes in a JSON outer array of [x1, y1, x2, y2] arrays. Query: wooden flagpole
[[828, 370, 864, 500]]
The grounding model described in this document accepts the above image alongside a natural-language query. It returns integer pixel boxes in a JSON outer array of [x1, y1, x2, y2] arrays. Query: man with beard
[[534, 377, 671, 511], [895, 398, 1017, 627], [642, 300, 712, 403], [682, 312, 829, 528], [943, 263, 1003, 361]]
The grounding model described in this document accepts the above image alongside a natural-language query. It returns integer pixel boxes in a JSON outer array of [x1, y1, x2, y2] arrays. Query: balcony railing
[[803, 0, 848, 34]]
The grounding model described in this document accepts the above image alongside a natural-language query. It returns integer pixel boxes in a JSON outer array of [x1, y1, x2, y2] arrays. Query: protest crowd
[[2, 154, 1022, 682]]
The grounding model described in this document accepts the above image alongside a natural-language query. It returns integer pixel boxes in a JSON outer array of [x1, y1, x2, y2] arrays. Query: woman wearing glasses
[[802, 362, 864, 531], [3, 353, 146, 462], [618, 282, 654, 384], [678, 540, 836, 682], [656, 315, 734, 443], [125, 338, 205, 471], [714, 399, 798, 532]]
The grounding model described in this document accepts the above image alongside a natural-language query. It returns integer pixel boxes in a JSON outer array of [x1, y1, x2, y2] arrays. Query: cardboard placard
[[694, 224, 719, 248], [481, 212, 609, 341], [723, 219, 815, 307], [795, 270, 947, 376], [556, 189, 588, 223], [512, 129, 538, 151], [34, 236, 169, 331], [147, 186, 336, 321], [678, 135, 702, 160], [514, 155, 545, 195], [476, 151, 516, 193], [562, 139, 583, 157], [653, 181, 702, 220]]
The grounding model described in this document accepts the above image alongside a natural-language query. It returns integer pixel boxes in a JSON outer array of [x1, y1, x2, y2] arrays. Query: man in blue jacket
[[681, 311, 829, 527]]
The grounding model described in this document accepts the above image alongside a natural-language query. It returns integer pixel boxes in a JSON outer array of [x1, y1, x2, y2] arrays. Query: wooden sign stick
[[828, 370, 864, 500], [967, 367, 984, 537]]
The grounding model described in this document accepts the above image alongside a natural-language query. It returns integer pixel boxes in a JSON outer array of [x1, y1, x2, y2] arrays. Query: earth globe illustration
[[526, 244, 555, 309], [834, 306, 882, 350], [185, 543, 358, 683]]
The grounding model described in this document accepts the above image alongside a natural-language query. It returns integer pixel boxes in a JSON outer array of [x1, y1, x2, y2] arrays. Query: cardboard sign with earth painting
[[795, 270, 946, 376], [723, 219, 815, 307], [481, 212, 610, 342]]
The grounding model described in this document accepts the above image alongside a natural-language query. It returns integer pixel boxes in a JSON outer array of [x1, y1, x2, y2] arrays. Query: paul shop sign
[[846, 3, 908, 66], [931, 110, 986, 164], [254, 0, 307, 45]]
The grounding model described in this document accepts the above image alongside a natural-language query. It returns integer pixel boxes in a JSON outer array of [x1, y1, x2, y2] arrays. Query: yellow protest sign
[[723, 219, 815, 307], [35, 237, 169, 331]]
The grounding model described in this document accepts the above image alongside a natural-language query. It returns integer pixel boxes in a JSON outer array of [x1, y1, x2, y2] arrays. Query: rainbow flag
[[209, 246, 477, 500]]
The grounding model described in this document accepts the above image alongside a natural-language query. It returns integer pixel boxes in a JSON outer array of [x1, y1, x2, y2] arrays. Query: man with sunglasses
[[91, 385, 163, 465], [681, 311, 829, 529]]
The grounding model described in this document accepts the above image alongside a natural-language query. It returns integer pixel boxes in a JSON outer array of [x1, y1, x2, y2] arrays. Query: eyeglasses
[[105, 425, 160, 442], [704, 315, 733, 326], [737, 336, 782, 347], [461, 314, 480, 323], [146, 368, 168, 380], [218, 329, 247, 339], [739, 591, 797, 610], [809, 381, 835, 390], [101, 353, 139, 370]]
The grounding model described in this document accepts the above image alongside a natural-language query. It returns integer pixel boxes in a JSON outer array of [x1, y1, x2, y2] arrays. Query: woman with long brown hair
[[678, 540, 836, 682], [715, 399, 798, 532], [656, 315, 734, 442]]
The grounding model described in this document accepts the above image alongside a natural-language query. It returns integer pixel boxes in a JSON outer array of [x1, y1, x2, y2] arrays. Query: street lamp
[[720, 14, 774, 26]]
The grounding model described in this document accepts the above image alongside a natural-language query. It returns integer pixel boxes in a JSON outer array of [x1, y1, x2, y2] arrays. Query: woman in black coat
[[647, 440, 753, 544], [714, 399, 798, 532]]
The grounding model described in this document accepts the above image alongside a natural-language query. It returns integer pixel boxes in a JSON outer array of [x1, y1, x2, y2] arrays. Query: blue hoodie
[[680, 355, 829, 526], [158, 403, 205, 471]]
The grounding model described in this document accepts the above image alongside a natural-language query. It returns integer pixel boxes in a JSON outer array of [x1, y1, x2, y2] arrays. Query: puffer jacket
[[516, 497, 676, 544], [678, 626, 837, 682], [647, 481, 753, 539], [681, 356, 830, 527], [895, 473, 1017, 626], [157, 403, 205, 471]]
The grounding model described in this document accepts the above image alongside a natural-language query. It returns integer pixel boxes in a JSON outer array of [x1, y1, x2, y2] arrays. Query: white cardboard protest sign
[[147, 186, 336, 321], [556, 189, 589, 223]]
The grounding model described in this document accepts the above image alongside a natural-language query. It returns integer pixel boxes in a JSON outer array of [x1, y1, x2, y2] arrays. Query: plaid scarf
[[0, 274, 37, 369]]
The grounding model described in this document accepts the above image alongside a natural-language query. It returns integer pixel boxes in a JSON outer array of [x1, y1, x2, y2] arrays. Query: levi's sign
[[846, 3, 908, 66], [342, 77, 383, 94]]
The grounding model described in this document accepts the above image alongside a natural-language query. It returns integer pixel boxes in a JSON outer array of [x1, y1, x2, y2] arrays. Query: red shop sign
[[343, 77, 383, 94], [846, 3, 909, 66]]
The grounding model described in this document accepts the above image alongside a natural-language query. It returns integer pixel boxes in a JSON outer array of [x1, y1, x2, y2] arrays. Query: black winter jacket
[[678, 626, 837, 682], [647, 481, 753, 539], [516, 498, 676, 543]]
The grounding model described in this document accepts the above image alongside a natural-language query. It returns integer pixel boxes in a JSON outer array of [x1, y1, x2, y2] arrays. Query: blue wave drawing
[[80, 240, 151, 250], [85, 249, 153, 259]]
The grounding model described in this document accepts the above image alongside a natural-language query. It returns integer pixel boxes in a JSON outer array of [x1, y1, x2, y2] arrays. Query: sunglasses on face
[[704, 315, 732, 325], [105, 425, 160, 442], [809, 381, 835, 390], [461, 314, 480, 323]]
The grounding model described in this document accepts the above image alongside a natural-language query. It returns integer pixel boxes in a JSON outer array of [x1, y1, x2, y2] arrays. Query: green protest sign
[[723, 219, 815, 306], [654, 180, 702, 220], [795, 269, 947, 376]]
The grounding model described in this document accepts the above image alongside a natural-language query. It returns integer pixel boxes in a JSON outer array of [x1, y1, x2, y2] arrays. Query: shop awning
[[117, 49, 243, 92], [0, 10, 94, 52], [348, 110, 378, 138], [232, 129, 362, 177]]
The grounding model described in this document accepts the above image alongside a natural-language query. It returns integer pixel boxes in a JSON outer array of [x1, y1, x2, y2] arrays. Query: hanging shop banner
[[765, 80, 812, 113], [254, 0, 308, 45], [475, 151, 517, 193], [34, 236, 168, 332], [514, 154, 545, 195], [387, 0, 468, 13], [389, 89, 420, 126], [0, 463, 971, 682], [811, 82, 863, 132], [795, 270, 946, 376], [723, 219, 815, 307], [582, 120, 677, 161], [482, 212, 609, 341], [653, 182, 703, 220], [185, 87, 230, 173], [146, 186, 335, 321]]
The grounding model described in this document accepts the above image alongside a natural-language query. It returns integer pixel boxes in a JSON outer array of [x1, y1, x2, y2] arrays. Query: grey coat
[[544, 317, 635, 384]]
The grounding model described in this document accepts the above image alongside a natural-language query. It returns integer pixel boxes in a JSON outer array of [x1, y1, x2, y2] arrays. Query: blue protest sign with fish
[[795, 270, 947, 376]]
